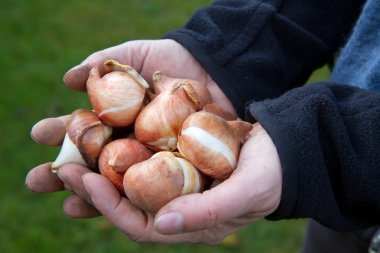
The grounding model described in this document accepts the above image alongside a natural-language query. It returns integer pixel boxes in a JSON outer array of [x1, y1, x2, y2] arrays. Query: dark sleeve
[[247, 83, 380, 230], [164, 0, 364, 117]]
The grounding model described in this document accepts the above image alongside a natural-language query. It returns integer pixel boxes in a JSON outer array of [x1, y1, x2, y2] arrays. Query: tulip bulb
[[86, 60, 149, 127], [134, 82, 200, 151], [52, 109, 112, 172], [152, 71, 211, 109], [123, 152, 204, 213], [177, 111, 253, 181], [98, 138, 152, 193], [202, 103, 237, 121]]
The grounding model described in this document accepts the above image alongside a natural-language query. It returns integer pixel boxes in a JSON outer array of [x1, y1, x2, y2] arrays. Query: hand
[[26, 38, 237, 217], [26, 39, 281, 243], [27, 122, 282, 244]]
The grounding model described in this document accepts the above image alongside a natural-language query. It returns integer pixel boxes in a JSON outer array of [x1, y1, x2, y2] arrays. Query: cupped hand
[[26, 39, 282, 243], [27, 116, 102, 218], [27, 38, 235, 217], [27, 121, 282, 244]]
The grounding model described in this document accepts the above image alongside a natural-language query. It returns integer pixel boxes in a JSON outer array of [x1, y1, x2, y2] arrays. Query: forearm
[[165, 0, 364, 117], [248, 83, 380, 230]]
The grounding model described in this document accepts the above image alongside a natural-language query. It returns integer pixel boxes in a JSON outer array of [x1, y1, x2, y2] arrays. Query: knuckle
[[205, 205, 219, 228], [201, 192, 221, 229]]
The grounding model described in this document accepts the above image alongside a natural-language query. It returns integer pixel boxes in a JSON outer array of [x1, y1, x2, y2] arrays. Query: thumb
[[154, 176, 252, 235], [154, 124, 283, 235], [63, 41, 146, 92]]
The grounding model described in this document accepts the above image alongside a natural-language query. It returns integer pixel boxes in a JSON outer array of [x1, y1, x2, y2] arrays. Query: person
[[26, 0, 380, 251]]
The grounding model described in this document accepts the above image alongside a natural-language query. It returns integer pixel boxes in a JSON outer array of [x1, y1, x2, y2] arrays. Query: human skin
[[26, 39, 283, 244]]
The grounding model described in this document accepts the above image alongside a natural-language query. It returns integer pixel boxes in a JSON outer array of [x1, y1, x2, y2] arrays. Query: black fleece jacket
[[164, 0, 380, 230]]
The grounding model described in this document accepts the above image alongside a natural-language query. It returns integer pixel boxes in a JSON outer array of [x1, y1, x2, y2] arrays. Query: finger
[[154, 177, 251, 235], [82, 173, 223, 243], [31, 116, 68, 146], [56, 164, 93, 202], [26, 163, 64, 193], [63, 65, 91, 92], [63, 43, 135, 92], [81, 173, 149, 240], [63, 194, 101, 218]]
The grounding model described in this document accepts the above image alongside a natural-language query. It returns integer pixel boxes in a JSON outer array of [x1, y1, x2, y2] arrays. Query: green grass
[[0, 1, 330, 252]]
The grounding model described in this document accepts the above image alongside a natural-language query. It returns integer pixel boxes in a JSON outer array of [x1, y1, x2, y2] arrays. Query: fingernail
[[55, 168, 72, 191], [25, 180, 33, 192], [55, 167, 64, 179], [82, 174, 90, 193], [81, 174, 93, 204], [155, 212, 184, 235], [30, 130, 37, 142], [30, 122, 41, 143]]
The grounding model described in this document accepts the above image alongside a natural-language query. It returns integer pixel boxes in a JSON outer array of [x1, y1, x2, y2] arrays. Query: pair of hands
[[26, 39, 282, 244]]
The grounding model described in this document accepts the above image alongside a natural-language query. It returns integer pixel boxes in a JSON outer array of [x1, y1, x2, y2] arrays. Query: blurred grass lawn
[[0, 0, 330, 252]]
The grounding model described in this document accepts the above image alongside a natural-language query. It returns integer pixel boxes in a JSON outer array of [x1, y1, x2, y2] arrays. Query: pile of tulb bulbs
[[52, 60, 253, 213]]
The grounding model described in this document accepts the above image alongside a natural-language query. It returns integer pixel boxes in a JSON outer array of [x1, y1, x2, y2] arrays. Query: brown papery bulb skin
[[52, 109, 112, 172], [202, 103, 237, 121], [152, 71, 211, 109], [68, 109, 113, 169], [66, 109, 100, 145], [98, 138, 152, 193], [178, 111, 249, 181], [134, 86, 197, 151], [86, 62, 148, 127], [123, 152, 203, 213]]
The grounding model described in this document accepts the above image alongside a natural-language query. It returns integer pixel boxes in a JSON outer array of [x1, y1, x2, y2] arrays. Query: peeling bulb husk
[[202, 103, 237, 121], [151, 71, 211, 109], [51, 109, 113, 172], [104, 60, 150, 89], [87, 61, 148, 127], [51, 133, 87, 173]]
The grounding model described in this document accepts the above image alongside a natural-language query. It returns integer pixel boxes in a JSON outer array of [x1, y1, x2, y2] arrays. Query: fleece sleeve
[[247, 83, 380, 230], [165, 0, 364, 117]]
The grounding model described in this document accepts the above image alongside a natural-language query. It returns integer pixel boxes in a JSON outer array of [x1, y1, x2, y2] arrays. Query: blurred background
[[0, 0, 330, 252]]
